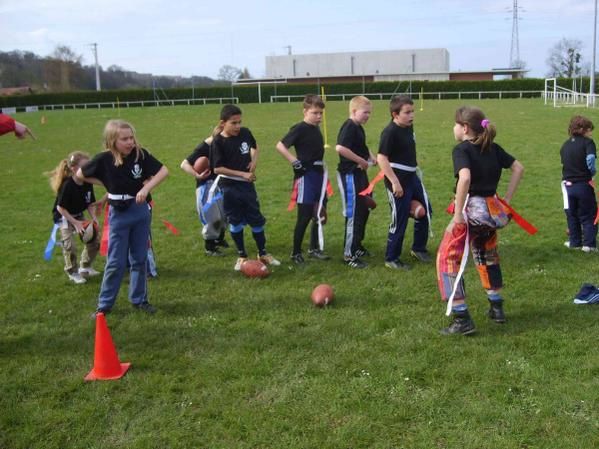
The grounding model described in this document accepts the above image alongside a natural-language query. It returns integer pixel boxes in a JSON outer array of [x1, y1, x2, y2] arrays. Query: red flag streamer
[[326, 179, 334, 197], [100, 202, 110, 256], [287, 179, 300, 211], [149, 200, 180, 235], [359, 170, 385, 196], [497, 198, 538, 235]]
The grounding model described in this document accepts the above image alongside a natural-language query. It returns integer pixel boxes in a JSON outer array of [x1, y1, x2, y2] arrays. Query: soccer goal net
[[544, 78, 598, 108]]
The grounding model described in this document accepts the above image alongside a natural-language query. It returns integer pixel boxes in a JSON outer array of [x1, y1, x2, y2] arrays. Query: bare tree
[[45, 45, 83, 91], [239, 67, 251, 80], [546, 38, 583, 78], [218, 65, 242, 82]]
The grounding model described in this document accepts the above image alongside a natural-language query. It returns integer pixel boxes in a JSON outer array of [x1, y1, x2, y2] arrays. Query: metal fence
[[270, 90, 544, 103], [2, 96, 239, 114]]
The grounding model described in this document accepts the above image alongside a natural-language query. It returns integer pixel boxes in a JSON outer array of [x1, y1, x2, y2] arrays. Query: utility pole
[[591, 0, 597, 105], [90, 43, 101, 91], [509, 0, 520, 68]]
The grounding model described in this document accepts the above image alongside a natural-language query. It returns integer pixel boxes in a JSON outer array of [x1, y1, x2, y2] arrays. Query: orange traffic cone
[[85, 313, 131, 381]]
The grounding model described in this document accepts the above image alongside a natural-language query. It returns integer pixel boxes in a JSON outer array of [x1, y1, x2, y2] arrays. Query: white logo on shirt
[[132, 164, 142, 179], [240, 142, 250, 155], [85, 191, 92, 204]]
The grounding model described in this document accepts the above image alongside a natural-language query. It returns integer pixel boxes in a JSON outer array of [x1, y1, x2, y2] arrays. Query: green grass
[[1, 99, 598, 449]]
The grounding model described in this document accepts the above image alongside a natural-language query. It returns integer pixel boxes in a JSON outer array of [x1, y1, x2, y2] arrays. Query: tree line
[[0, 46, 222, 93]]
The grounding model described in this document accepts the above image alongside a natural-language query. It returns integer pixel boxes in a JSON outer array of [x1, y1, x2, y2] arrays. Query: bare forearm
[[504, 160, 524, 203]]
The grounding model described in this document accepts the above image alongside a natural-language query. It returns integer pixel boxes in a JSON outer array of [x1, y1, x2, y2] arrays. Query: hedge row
[[0, 78, 591, 108]]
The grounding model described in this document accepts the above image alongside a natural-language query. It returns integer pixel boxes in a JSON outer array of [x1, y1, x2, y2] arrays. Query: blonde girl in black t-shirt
[[47, 151, 101, 284]]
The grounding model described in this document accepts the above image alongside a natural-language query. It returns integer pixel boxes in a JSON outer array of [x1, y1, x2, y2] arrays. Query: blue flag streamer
[[44, 223, 60, 261]]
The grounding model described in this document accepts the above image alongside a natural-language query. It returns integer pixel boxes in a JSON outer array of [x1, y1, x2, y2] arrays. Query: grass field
[[1, 98, 598, 449]]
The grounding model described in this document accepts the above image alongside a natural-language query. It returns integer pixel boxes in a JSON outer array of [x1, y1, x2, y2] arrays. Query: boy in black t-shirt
[[181, 134, 229, 256], [336, 96, 377, 268], [48, 151, 101, 284], [211, 104, 280, 271], [276, 94, 330, 264], [377, 95, 431, 270], [560, 115, 597, 252]]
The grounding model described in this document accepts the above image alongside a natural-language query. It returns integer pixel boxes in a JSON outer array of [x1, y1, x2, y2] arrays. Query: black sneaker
[[291, 253, 305, 264], [308, 249, 331, 260], [205, 248, 225, 257], [133, 302, 157, 314], [440, 313, 476, 336], [90, 308, 111, 319], [355, 247, 371, 257], [487, 300, 506, 323], [345, 256, 367, 269], [410, 250, 432, 263], [384, 259, 411, 271], [216, 239, 230, 248]]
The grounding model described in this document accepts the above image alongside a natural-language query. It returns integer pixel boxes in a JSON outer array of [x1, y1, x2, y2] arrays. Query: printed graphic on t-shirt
[[132, 163, 142, 179], [240, 142, 250, 155]]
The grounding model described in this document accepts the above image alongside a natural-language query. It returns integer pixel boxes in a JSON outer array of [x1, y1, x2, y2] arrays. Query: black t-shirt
[[52, 177, 96, 223], [82, 148, 163, 198], [280, 121, 325, 165], [186, 140, 214, 187], [452, 141, 515, 196], [337, 119, 369, 174], [561, 136, 596, 182], [378, 121, 417, 186], [211, 128, 257, 173]]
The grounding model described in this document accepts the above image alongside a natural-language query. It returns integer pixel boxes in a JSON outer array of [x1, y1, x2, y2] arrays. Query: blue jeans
[[98, 202, 150, 310]]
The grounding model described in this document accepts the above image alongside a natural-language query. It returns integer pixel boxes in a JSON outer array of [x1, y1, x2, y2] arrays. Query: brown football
[[362, 194, 377, 210], [80, 220, 98, 244], [409, 200, 426, 219], [193, 156, 210, 174], [311, 284, 334, 307], [240, 259, 270, 278]]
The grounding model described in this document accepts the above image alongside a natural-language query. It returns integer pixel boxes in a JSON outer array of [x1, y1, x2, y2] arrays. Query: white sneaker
[[564, 241, 581, 249], [234, 257, 248, 271], [582, 246, 598, 253], [79, 267, 101, 277], [68, 272, 87, 284], [259, 253, 281, 266]]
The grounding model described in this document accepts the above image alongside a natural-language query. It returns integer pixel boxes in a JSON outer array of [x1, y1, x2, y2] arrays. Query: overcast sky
[[1, 0, 597, 80]]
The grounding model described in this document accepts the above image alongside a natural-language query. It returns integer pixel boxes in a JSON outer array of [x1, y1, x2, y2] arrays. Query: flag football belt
[[108, 194, 135, 201], [390, 162, 417, 172]]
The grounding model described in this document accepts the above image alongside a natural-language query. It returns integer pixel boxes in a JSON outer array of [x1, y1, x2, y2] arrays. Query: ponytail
[[455, 106, 496, 151], [45, 151, 90, 193]]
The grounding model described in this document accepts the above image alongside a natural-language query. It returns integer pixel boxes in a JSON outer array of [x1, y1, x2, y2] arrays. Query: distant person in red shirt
[[0, 113, 35, 139]]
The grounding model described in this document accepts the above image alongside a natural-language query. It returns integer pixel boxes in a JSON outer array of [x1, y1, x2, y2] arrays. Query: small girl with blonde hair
[[48, 151, 101, 284]]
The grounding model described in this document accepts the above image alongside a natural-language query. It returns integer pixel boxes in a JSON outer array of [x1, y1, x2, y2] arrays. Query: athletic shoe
[[259, 253, 281, 266], [487, 300, 506, 323], [291, 253, 305, 264], [234, 257, 248, 271], [440, 313, 476, 336], [582, 246, 598, 253], [384, 259, 411, 271], [133, 302, 157, 314], [68, 272, 87, 284], [564, 241, 581, 249], [205, 248, 225, 257], [355, 247, 372, 258], [344, 256, 367, 269], [79, 267, 101, 277], [573, 283, 599, 304], [308, 249, 331, 260], [216, 239, 230, 248], [90, 308, 111, 319], [410, 250, 432, 263]]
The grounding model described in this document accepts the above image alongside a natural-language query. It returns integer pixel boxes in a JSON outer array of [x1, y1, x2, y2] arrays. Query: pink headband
[[481, 119, 490, 129]]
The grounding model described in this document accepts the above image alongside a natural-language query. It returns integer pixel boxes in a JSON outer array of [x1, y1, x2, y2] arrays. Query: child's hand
[[136, 187, 149, 204], [197, 169, 212, 180], [247, 161, 257, 173], [357, 158, 369, 170], [244, 172, 256, 182], [73, 220, 85, 234], [391, 180, 403, 198]]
